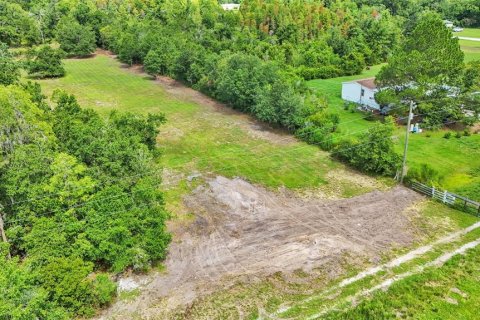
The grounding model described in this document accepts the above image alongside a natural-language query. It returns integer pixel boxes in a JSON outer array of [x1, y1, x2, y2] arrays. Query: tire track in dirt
[[269, 221, 480, 320], [99, 177, 421, 319], [304, 238, 480, 320]]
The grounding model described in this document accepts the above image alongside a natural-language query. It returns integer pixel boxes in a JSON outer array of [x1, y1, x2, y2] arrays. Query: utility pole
[[400, 100, 414, 184]]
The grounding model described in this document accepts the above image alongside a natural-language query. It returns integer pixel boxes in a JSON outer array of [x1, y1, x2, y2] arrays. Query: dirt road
[[99, 176, 421, 319]]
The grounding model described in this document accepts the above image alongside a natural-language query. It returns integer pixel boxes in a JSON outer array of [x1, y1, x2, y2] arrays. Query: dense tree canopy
[[0, 0, 39, 46], [0, 85, 170, 317]]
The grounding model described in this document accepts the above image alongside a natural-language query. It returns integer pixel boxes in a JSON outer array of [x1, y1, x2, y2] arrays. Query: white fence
[[410, 181, 480, 215]]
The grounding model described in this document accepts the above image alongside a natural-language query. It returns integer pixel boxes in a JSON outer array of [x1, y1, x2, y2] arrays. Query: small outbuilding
[[341, 78, 380, 110]]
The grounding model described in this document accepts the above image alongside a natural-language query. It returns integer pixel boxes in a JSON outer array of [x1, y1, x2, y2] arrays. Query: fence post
[[443, 190, 447, 204], [432, 186, 435, 198]]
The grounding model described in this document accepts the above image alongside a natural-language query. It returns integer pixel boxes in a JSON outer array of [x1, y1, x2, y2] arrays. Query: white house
[[221, 3, 240, 11], [341, 78, 380, 110]]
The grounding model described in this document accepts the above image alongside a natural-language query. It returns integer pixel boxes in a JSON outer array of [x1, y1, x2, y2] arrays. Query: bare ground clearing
[[99, 176, 421, 319]]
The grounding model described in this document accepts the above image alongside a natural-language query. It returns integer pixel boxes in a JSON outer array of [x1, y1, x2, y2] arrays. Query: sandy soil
[[99, 176, 421, 319]]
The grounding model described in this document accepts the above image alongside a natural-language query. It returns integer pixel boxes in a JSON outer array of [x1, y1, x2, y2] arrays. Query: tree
[[335, 117, 401, 176], [376, 12, 465, 126], [26, 45, 65, 78], [0, 1, 39, 46], [214, 54, 279, 112], [56, 17, 96, 57], [0, 43, 19, 85], [252, 79, 304, 129], [0, 249, 70, 319], [0, 85, 54, 161], [34, 257, 115, 317], [144, 36, 180, 77]]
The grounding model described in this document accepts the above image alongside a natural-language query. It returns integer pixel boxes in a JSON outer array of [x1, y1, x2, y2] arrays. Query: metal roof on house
[[343, 77, 377, 90]]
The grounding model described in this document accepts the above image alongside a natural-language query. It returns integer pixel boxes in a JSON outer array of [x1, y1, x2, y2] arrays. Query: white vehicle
[[453, 27, 464, 32]]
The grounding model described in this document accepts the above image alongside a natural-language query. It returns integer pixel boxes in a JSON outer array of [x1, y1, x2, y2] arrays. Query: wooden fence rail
[[410, 181, 480, 215]]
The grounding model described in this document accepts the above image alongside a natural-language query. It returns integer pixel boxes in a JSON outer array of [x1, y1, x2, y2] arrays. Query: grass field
[[307, 65, 480, 202], [36, 54, 480, 204], [454, 28, 480, 62], [37, 54, 395, 215]]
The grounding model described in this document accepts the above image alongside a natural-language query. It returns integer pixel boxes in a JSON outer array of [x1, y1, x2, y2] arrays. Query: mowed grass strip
[[273, 203, 480, 320], [455, 27, 480, 38], [459, 39, 480, 62], [321, 243, 480, 320]]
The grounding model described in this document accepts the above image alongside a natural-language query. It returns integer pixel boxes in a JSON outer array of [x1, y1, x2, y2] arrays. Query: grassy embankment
[[308, 56, 480, 201]]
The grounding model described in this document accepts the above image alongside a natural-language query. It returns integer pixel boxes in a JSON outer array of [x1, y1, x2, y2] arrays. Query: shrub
[[295, 65, 342, 80], [334, 117, 401, 176], [26, 45, 65, 78], [443, 132, 452, 139], [92, 274, 117, 306], [463, 129, 471, 136], [407, 163, 442, 186], [455, 131, 462, 138], [296, 125, 335, 151]]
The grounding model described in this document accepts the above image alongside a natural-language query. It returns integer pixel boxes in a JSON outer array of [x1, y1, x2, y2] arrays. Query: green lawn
[[307, 67, 480, 201], [455, 27, 480, 38], [307, 65, 384, 135], [459, 39, 480, 62]]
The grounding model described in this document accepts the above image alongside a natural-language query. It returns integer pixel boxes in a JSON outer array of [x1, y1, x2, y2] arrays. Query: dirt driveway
[[99, 176, 421, 319]]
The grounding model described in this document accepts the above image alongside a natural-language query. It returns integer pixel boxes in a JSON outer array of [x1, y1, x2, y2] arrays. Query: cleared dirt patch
[[99, 176, 421, 319]]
